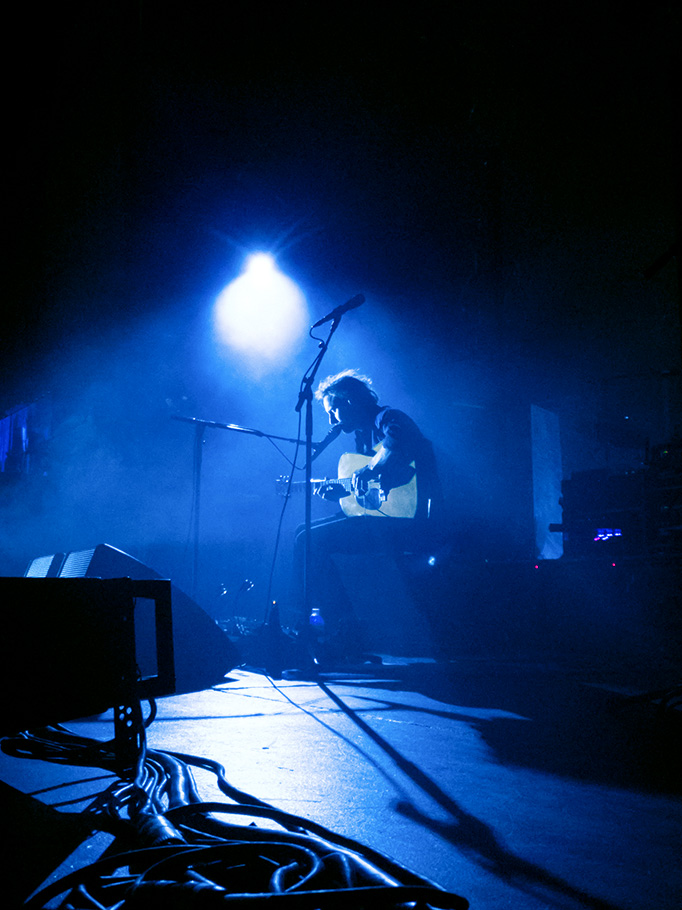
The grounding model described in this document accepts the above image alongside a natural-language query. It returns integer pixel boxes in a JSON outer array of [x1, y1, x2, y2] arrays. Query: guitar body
[[277, 447, 418, 518], [335, 452, 418, 519]]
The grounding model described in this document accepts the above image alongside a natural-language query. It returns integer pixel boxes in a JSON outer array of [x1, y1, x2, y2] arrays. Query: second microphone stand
[[172, 415, 301, 602]]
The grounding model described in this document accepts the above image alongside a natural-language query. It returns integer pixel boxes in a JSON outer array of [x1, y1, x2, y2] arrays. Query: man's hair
[[315, 369, 379, 406]]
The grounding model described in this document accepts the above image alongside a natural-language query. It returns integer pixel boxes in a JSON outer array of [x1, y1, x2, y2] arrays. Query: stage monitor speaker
[[24, 553, 65, 578], [0, 577, 173, 735], [21, 543, 241, 698]]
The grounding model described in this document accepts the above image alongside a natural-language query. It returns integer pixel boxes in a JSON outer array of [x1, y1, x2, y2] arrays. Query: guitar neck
[[311, 477, 353, 494]]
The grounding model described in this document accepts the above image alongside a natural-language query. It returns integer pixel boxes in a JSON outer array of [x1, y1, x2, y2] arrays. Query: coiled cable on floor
[[4, 725, 469, 909]]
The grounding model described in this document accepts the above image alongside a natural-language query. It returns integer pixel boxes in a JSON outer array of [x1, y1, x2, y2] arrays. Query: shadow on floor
[[310, 658, 682, 796], [315, 678, 632, 910]]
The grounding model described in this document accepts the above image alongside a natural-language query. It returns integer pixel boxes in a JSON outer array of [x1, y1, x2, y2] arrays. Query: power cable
[[3, 720, 469, 909]]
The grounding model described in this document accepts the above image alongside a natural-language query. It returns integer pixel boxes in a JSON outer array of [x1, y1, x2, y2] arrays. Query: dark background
[[1, 2, 679, 622]]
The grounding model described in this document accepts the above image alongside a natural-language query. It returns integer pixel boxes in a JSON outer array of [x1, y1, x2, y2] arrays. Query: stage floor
[[1, 653, 681, 909]]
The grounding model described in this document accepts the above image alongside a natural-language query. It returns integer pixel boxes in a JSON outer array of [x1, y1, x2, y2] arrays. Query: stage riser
[[334, 554, 682, 662]]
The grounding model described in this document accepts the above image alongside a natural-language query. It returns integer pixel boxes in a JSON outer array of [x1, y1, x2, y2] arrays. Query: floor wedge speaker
[[23, 543, 241, 697], [0, 577, 173, 734]]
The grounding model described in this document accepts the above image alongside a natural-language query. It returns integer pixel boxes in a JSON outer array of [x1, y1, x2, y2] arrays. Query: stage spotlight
[[214, 253, 307, 365]]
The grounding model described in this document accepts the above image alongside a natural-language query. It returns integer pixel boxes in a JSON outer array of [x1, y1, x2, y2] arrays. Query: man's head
[[316, 370, 379, 432]]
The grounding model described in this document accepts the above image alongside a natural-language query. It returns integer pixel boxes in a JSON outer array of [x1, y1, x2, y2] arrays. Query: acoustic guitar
[[278, 450, 418, 519]]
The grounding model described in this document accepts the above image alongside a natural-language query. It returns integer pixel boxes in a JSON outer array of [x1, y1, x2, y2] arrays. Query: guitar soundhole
[[358, 487, 384, 511]]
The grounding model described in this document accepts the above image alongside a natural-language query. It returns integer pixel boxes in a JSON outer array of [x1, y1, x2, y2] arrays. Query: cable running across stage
[[4, 708, 468, 910]]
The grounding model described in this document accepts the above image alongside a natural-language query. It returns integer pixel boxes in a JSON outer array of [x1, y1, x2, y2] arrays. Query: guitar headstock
[[275, 475, 292, 497]]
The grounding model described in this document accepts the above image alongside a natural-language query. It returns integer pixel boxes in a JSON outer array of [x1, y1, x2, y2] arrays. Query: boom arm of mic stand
[[171, 414, 300, 445]]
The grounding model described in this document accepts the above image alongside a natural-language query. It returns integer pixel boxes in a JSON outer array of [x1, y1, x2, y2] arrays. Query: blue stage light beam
[[213, 253, 307, 367]]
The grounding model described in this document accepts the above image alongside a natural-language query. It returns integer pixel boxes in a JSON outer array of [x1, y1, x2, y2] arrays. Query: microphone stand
[[171, 415, 301, 602], [295, 316, 342, 631]]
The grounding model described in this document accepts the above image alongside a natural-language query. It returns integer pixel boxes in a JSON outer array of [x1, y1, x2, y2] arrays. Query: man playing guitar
[[293, 369, 442, 662]]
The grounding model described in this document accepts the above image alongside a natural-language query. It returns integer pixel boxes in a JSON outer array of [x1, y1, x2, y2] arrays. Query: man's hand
[[351, 465, 387, 510], [351, 464, 379, 496]]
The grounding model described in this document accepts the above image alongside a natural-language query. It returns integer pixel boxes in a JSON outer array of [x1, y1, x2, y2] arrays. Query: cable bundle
[[4, 712, 469, 909]]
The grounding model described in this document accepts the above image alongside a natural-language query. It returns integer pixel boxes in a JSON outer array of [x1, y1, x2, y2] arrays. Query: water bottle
[[308, 607, 326, 665], [309, 607, 325, 639]]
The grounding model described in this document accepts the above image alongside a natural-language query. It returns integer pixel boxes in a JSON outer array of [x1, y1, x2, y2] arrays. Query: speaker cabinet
[[0, 577, 173, 734], [17, 543, 240, 706]]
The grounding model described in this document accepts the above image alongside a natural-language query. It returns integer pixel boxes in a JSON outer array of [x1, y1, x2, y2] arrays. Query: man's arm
[[354, 409, 421, 494]]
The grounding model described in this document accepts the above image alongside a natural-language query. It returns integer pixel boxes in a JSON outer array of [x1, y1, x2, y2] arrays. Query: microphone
[[313, 424, 342, 452], [311, 294, 365, 329], [308, 425, 342, 464]]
